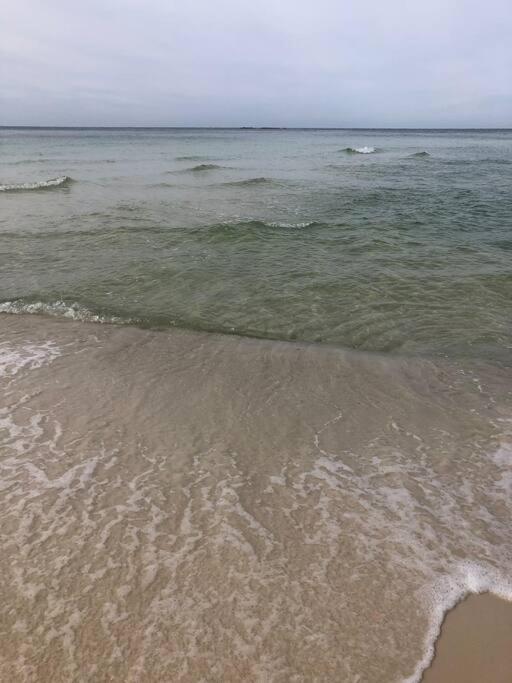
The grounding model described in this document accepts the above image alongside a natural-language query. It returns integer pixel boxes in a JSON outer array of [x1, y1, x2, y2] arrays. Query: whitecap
[[0, 300, 124, 324], [0, 176, 72, 192], [341, 146, 376, 154], [266, 221, 316, 229]]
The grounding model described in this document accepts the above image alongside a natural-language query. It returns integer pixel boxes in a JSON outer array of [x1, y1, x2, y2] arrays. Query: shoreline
[[1, 307, 509, 370]]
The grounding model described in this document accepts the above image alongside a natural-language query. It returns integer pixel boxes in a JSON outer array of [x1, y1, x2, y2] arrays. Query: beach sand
[[422, 593, 512, 682]]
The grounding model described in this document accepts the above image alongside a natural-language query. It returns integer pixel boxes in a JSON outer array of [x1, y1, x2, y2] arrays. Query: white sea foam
[[0, 300, 124, 324], [342, 146, 376, 154], [267, 220, 316, 229], [0, 340, 60, 378], [0, 176, 72, 192]]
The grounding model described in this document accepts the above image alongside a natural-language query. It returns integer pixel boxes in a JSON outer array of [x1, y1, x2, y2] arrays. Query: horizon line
[[1, 125, 512, 131]]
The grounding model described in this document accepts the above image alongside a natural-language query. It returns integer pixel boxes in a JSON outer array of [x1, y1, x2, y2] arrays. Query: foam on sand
[[0, 340, 60, 378]]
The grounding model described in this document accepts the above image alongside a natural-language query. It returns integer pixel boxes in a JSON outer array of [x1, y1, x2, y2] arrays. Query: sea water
[[1, 128, 511, 682]]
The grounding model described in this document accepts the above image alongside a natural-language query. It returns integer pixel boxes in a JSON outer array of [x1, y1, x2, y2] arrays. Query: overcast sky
[[1, 0, 511, 127]]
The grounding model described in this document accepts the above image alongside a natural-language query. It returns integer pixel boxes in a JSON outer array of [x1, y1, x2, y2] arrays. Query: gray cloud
[[1, 0, 511, 127]]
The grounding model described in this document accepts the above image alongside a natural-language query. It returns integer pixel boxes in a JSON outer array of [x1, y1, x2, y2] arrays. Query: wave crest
[[175, 155, 210, 161], [189, 164, 222, 172], [193, 219, 321, 241], [0, 300, 123, 324], [0, 176, 73, 192], [341, 146, 376, 155], [223, 177, 275, 187], [266, 220, 318, 229]]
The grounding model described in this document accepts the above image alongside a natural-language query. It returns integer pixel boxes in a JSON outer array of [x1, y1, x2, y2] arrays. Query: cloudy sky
[[1, 0, 511, 127]]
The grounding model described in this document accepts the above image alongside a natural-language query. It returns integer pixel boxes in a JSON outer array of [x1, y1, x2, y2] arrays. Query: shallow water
[[1, 127, 512, 359], [1, 128, 512, 681], [1, 315, 511, 682]]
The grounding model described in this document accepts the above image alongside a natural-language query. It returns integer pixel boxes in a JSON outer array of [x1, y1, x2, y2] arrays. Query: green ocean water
[[1, 127, 511, 359]]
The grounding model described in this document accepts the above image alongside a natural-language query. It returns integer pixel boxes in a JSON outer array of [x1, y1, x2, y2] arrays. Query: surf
[[0, 176, 73, 192], [341, 146, 377, 154]]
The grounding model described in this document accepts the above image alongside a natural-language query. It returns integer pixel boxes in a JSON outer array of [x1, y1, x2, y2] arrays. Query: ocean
[[1, 127, 511, 681]]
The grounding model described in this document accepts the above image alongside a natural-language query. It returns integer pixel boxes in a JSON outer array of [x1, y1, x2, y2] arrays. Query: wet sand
[[422, 593, 512, 682]]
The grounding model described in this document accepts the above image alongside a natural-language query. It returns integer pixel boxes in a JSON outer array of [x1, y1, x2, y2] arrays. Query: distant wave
[[0, 176, 72, 192], [189, 164, 222, 172], [1, 219, 321, 246], [341, 146, 376, 154], [222, 177, 276, 187], [175, 155, 210, 161], [9, 158, 53, 165], [166, 164, 226, 174], [194, 219, 322, 240], [0, 300, 124, 324], [266, 220, 318, 229]]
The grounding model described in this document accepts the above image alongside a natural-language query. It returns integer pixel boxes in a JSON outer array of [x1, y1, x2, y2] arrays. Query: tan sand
[[422, 593, 512, 682]]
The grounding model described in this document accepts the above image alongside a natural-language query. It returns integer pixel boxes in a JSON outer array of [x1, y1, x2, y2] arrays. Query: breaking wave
[[189, 219, 321, 240], [0, 176, 73, 192], [266, 220, 318, 229], [341, 146, 377, 154], [0, 300, 124, 324]]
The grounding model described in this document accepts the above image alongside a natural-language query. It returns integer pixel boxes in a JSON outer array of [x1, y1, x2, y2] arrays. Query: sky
[[1, 0, 511, 128]]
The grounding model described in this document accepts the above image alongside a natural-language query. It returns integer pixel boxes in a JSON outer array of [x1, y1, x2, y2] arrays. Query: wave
[[266, 220, 318, 229], [190, 219, 322, 242], [222, 177, 276, 187], [0, 218, 321, 246], [189, 163, 222, 172], [9, 158, 53, 165], [167, 164, 225, 174], [175, 155, 211, 162], [0, 176, 73, 192], [0, 300, 124, 324], [341, 146, 377, 154]]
